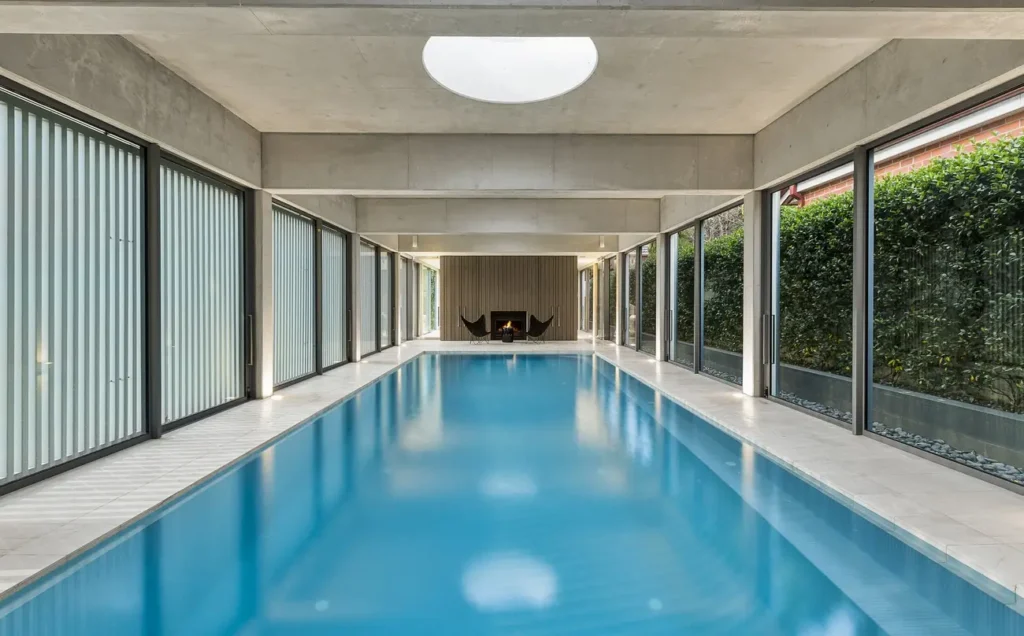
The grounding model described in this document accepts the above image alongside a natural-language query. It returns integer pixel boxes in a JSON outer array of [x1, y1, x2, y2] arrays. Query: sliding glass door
[[0, 90, 145, 486], [638, 241, 657, 355], [321, 225, 348, 370], [700, 205, 744, 385], [161, 161, 245, 426], [272, 205, 316, 387], [359, 240, 378, 357]]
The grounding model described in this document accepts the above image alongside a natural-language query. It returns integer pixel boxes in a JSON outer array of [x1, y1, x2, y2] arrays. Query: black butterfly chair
[[461, 314, 490, 343], [525, 315, 554, 343]]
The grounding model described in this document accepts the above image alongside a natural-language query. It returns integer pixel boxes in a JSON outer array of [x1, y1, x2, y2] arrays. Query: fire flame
[[503, 321, 513, 330]]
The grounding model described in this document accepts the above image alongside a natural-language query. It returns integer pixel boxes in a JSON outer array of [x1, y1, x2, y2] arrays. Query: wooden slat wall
[[440, 256, 579, 341]]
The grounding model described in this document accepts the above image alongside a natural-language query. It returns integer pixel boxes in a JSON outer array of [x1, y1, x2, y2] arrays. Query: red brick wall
[[801, 112, 1024, 204]]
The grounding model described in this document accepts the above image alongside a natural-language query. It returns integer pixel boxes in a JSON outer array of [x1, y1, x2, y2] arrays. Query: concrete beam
[[278, 195, 356, 232], [0, 34, 261, 187], [6, 4, 1024, 40], [263, 134, 753, 196], [397, 234, 617, 255], [357, 198, 660, 234], [661, 194, 740, 232], [755, 39, 1024, 188]]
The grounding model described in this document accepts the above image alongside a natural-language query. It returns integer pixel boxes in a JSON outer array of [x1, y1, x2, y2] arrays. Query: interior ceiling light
[[422, 36, 598, 105]]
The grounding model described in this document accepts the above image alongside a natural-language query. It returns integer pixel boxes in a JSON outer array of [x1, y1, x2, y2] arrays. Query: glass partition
[[638, 241, 657, 355], [379, 250, 392, 349], [671, 227, 696, 369], [870, 90, 1024, 486], [161, 162, 244, 424], [359, 241, 377, 356], [272, 205, 316, 387], [0, 91, 144, 486], [625, 251, 637, 347], [700, 205, 744, 385], [321, 225, 348, 369], [607, 257, 617, 341], [770, 163, 855, 422]]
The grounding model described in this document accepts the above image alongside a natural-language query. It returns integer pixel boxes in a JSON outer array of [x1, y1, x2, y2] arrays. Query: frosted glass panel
[[1, 92, 144, 485], [359, 241, 377, 356], [321, 226, 347, 368], [160, 162, 244, 424], [273, 206, 315, 386]]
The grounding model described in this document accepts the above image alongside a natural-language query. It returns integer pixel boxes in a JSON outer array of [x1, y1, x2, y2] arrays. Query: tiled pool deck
[[0, 338, 1021, 612]]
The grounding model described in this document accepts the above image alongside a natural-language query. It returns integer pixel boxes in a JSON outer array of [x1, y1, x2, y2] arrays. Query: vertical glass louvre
[[321, 225, 347, 369], [399, 257, 409, 341], [359, 241, 377, 356], [160, 162, 244, 425], [1, 90, 144, 485], [380, 251, 392, 348], [272, 206, 315, 386]]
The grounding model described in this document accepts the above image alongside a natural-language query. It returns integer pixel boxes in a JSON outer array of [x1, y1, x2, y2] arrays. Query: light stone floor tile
[[0, 338, 1021, 611]]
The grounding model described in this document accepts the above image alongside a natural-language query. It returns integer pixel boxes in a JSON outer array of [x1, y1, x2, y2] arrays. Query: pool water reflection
[[0, 354, 1021, 635]]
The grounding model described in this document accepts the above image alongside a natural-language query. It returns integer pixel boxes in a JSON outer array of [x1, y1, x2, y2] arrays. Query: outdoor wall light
[[422, 37, 598, 104]]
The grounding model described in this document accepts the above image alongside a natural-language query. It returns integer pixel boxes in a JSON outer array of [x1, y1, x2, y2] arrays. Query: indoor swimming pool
[[0, 354, 1021, 635]]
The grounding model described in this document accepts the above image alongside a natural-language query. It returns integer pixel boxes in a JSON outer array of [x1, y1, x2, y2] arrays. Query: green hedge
[[656, 134, 1024, 413]]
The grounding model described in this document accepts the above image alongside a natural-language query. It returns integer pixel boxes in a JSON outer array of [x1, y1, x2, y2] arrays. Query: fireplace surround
[[490, 310, 527, 340]]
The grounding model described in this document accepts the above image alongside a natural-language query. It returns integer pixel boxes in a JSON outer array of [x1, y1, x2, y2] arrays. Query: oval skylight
[[422, 37, 598, 105]]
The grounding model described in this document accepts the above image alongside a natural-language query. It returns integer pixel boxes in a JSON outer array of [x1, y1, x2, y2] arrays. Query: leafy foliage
[[664, 134, 1024, 413]]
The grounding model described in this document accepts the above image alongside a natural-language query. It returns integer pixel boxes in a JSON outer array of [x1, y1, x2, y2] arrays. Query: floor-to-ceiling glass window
[[399, 257, 408, 341], [379, 250, 393, 349], [321, 225, 348, 370], [161, 161, 245, 427], [607, 257, 617, 341], [769, 163, 855, 422], [422, 266, 439, 333], [869, 90, 1024, 486], [671, 227, 696, 368], [701, 205, 744, 385], [625, 250, 637, 347], [597, 262, 607, 339], [579, 268, 593, 332], [0, 89, 144, 486], [359, 241, 378, 357], [272, 205, 315, 387], [638, 240, 657, 355]]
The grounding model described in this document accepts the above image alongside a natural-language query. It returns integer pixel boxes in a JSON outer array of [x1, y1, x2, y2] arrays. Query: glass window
[[639, 241, 657, 355], [321, 225, 347, 368], [379, 250, 392, 348], [672, 227, 696, 368], [870, 91, 1024, 486], [399, 257, 408, 341], [701, 205, 744, 385], [161, 162, 244, 423], [608, 257, 617, 340], [625, 250, 637, 347], [770, 163, 854, 422], [0, 92, 144, 486], [597, 262, 607, 339], [272, 206, 315, 386], [359, 241, 377, 356]]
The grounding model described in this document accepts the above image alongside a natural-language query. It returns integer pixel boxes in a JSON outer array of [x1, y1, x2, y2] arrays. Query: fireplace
[[491, 310, 527, 341]]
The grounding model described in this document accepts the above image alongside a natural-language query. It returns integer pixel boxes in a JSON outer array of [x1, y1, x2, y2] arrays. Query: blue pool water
[[1, 354, 1022, 635]]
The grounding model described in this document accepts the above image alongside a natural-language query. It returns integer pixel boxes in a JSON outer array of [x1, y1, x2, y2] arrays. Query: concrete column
[[349, 233, 363, 361], [253, 190, 274, 398], [742, 190, 765, 397], [655, 232, 668, 360], [615, 252, 626, 345]]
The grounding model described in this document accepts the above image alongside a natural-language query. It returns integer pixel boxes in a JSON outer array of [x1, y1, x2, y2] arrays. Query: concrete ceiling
[[130, 34, 884, 134]]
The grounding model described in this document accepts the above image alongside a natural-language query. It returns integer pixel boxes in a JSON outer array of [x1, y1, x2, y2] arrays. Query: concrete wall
[[263, 134, 753, 195], [0, 34, 261, 186], [755, 39, 1024, 189]]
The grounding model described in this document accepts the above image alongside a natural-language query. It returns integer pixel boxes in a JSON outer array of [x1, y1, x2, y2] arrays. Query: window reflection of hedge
[[660, 135, 1023, 413]]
